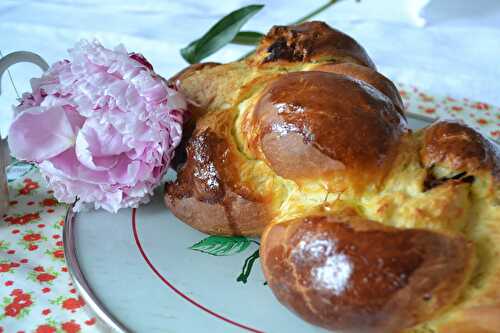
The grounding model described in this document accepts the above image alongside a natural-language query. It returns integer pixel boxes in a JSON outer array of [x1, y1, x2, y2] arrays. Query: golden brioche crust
[[165, 21, 500, 333], [165, 129, 271, 236], [313, 62, 405, 113], [261, 213, 475, 333], [169, 62, 220, 85], [421, 119, 500, 181], [252, 21, 375, 68], [249, 70, 406, 190]]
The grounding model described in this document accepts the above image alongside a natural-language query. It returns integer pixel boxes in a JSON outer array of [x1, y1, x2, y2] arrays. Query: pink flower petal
[[75, 118, 128, 171], [9, 39, 186, 212], [8, 106, 78, 161], [41, 149, 110, 185]]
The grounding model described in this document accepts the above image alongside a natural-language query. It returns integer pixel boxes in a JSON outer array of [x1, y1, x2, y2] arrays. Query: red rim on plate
[[63, 205, 265, 333]]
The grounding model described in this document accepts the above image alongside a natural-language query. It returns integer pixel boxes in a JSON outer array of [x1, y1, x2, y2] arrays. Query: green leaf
[[237, 249, 260, 284], [47, 318, 58, 326], [190, 235, 251, 256], [231, 31, 264, 46], [180, 4, 264, 64]]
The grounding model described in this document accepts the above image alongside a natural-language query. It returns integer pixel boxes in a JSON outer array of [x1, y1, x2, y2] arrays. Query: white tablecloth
[[1, 0, 500, 136]]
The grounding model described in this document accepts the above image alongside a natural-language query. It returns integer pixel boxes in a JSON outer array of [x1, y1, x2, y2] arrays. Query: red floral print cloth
[[0, 85, 498, 332], [0, 168, 103, 332], [398, 83, 499, 141]]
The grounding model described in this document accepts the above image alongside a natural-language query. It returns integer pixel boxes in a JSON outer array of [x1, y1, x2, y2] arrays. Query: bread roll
[[165, 21, 500, 332]]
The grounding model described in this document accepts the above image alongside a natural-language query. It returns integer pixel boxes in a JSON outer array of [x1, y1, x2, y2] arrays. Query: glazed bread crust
[[165, 21, 500, 333], [260, 214, 475, 333], [252, 21, 376, 68], [249, 70, 406, 187], [165, 129, 271, 235]]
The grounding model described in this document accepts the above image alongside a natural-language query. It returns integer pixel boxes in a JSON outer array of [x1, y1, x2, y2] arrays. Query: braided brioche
[[165, 21, 500, 333]]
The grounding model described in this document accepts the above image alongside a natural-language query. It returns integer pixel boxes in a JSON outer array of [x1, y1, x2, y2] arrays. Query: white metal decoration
[[0, 51, 49, 217]]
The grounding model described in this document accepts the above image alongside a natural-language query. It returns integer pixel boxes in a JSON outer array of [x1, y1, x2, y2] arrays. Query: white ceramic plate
[[63, 114, 435, 333]]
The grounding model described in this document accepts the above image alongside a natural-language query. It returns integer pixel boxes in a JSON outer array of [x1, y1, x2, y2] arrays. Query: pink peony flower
[[8, 40, 186, 212]]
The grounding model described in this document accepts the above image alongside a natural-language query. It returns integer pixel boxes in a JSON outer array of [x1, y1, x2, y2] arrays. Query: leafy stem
[[180, 4, 264, 64], [236, 248, 260, 284], [183, 1, 358, 63], [189, 235, 252, 256], [231, 31, 264, 45], [292, 0, 343, 25]]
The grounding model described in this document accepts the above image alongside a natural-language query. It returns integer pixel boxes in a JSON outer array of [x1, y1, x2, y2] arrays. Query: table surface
[[1, 1, 500, 332], [1, 0, 500, 136]]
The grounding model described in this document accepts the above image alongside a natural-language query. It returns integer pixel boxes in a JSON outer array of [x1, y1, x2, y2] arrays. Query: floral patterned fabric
[[0, 85, 499, 332], [0, 166, 102, 332], [398, 83, 500, 141]]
